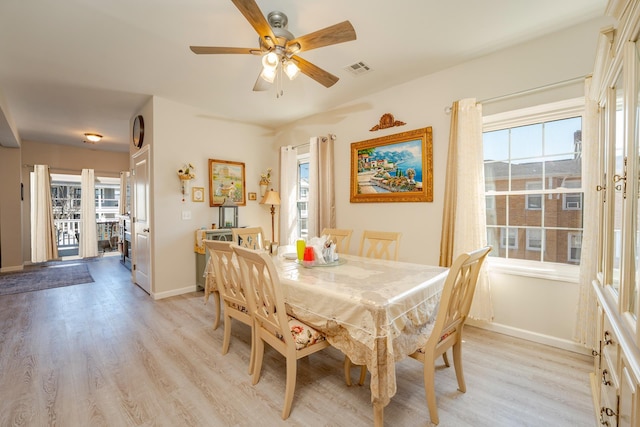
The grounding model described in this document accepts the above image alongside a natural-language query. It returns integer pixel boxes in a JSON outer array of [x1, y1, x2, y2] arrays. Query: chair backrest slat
[[321, 228, 353, 254], [233, 245, 292, 346], [205, 240, 248, 309], [358, 230, 401, 260], [232, 227, 265, 250], [428, 246, 491, 351]]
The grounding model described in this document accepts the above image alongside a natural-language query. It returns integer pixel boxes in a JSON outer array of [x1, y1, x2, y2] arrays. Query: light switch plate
[[181, 210, 191, 220]]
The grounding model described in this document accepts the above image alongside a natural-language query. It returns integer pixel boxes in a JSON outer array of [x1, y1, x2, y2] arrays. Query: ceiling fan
[[190, 0, 357, 93]]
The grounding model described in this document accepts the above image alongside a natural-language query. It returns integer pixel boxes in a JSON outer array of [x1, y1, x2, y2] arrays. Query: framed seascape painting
[[350, 127, 433, 203], [209, 159, 246, 206]]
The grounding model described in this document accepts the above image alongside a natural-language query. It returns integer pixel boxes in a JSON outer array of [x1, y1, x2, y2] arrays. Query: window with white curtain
[[297, 154, 309, 240], [483, 98, 584, 267]]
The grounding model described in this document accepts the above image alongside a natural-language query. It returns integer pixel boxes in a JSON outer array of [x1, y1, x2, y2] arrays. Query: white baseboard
[[152, 285, 198, 300], [467, 319, 591, 356]]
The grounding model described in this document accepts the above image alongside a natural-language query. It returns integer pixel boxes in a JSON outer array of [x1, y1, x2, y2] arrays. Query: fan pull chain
[[276, 64, 284, 98]]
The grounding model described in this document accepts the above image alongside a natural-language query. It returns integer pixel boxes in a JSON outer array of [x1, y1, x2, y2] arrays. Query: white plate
[[283, 252, 298, 260]]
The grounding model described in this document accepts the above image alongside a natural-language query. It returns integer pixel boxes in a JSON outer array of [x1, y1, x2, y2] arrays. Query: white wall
[[274, 17, 611, 350], [148, 97, 278, 297]]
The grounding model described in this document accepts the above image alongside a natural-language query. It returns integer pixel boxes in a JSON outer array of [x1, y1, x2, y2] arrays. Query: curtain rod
[[292, 134, 336, 149], [444, 75, 587, 113], [22, 164, 122, 176]]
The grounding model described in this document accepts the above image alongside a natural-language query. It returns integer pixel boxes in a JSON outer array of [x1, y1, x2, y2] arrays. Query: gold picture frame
[[209, 159, 246, 206], [350, 127, 433, 203], [192, 186, 205, 202], [248, 192, 257, 201]]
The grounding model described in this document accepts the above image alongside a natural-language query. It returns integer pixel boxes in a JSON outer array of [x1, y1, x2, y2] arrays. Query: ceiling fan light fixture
[[284, 60, 300, 80], [260, 66, 276, 83], [261, 51, 279, 70], [84, 133, 102, 142]]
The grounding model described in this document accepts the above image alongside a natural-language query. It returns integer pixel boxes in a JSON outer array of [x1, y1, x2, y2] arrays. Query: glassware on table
[[296, 239, 306, 261], [302, 246, 315, 267]]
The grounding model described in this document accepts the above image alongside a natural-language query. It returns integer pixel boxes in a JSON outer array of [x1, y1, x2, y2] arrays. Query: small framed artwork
[[350, 127, 433, 203], [209, 159, 246, 206], [248, 192, 257, 201], [192, 187, 205, 202]]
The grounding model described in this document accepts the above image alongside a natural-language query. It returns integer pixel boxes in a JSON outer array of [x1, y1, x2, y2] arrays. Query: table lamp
[[260, 189, 280, 243]]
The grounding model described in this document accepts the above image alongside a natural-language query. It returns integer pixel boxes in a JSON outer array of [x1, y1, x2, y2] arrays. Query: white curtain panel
[[307, 135, 336, 238], [279, 145, 298, 245], [30, 165, 58, 262], [573, 77, 599, 348], [452, 98, 493, 320], [308, 137, 320, 238], [317, 135, 336, 231], [79, 168, 98, 258]]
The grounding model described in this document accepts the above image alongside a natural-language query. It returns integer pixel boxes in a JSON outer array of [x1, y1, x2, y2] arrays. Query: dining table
[[271, 250, 449, 426]]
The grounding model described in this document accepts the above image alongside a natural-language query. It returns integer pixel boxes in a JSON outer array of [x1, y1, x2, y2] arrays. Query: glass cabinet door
[[611, 71, 625, 294], [631, 43, 640, 318]]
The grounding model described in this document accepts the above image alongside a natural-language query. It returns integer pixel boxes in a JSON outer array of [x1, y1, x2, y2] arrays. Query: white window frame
[[483, 98, 584, 282], [485, 182, 496, 210]]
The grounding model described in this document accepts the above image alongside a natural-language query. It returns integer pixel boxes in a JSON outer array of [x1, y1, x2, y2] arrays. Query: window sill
[[486, 258, 580, 283]]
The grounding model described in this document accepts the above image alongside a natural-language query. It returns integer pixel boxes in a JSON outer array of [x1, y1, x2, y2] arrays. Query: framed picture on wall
[[192, 187, 205, 202], [209, 159, 246, 206], [350, 127, 433, 203]]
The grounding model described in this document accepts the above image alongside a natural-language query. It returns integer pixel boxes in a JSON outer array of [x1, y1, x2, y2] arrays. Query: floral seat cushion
[[415, 328, 457, 354], [287, 316, 326, 350]]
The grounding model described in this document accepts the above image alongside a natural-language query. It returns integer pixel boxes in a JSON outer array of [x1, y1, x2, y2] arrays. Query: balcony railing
[[54, 218, 119, 255]]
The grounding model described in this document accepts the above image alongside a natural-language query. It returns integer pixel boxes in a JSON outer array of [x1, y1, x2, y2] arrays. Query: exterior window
[[525, 181, 542, 210], [297, 155, 309, 240], [526, 228, 542, 251], [568, 232, 582, 263], [562, 179, 582, 210], [484, 99, 584, 265], [500, 228, 518, 249]]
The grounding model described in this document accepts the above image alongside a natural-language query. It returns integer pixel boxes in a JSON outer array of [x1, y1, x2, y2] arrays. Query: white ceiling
[[0, 0, 607, 152]]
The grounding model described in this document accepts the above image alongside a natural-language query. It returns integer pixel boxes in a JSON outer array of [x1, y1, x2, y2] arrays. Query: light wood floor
[[0, 257, 595, 426]]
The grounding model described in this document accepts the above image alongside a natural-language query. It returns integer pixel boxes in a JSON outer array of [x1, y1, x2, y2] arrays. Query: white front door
[[132, 146, 151, 294]]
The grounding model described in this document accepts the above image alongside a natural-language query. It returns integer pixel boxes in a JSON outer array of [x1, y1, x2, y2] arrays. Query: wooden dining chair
[[321, 228, 353, 254], [205, 240, 255, 375], [345, 246, 491, 424], [233, 245, 331, 420], [231, 227, 265, 250], [358, 230, 402, 260], [203, 247, 221, 330]]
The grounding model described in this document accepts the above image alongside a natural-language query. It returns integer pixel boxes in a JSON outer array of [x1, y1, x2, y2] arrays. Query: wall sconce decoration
[[177, 163, 195, 202], [219, 197, 238, 228]]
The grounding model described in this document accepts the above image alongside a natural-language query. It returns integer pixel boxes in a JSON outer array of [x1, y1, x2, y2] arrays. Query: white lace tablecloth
[[271, 253, 448, 408]]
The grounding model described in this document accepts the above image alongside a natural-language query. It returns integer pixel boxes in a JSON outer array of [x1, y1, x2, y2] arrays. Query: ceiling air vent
[[344, 61, 372, 77]]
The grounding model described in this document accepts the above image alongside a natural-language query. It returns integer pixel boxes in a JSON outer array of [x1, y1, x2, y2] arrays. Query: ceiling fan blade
[[190, 46, 259, 55], [287, 21, 356, 53], [292, 55, 339, 88], [252, 72, 271, 92], [231, 0, 277, 48]]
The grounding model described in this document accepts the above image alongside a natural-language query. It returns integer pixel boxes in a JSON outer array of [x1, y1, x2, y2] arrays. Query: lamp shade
[[260, 189, 280, 206]]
